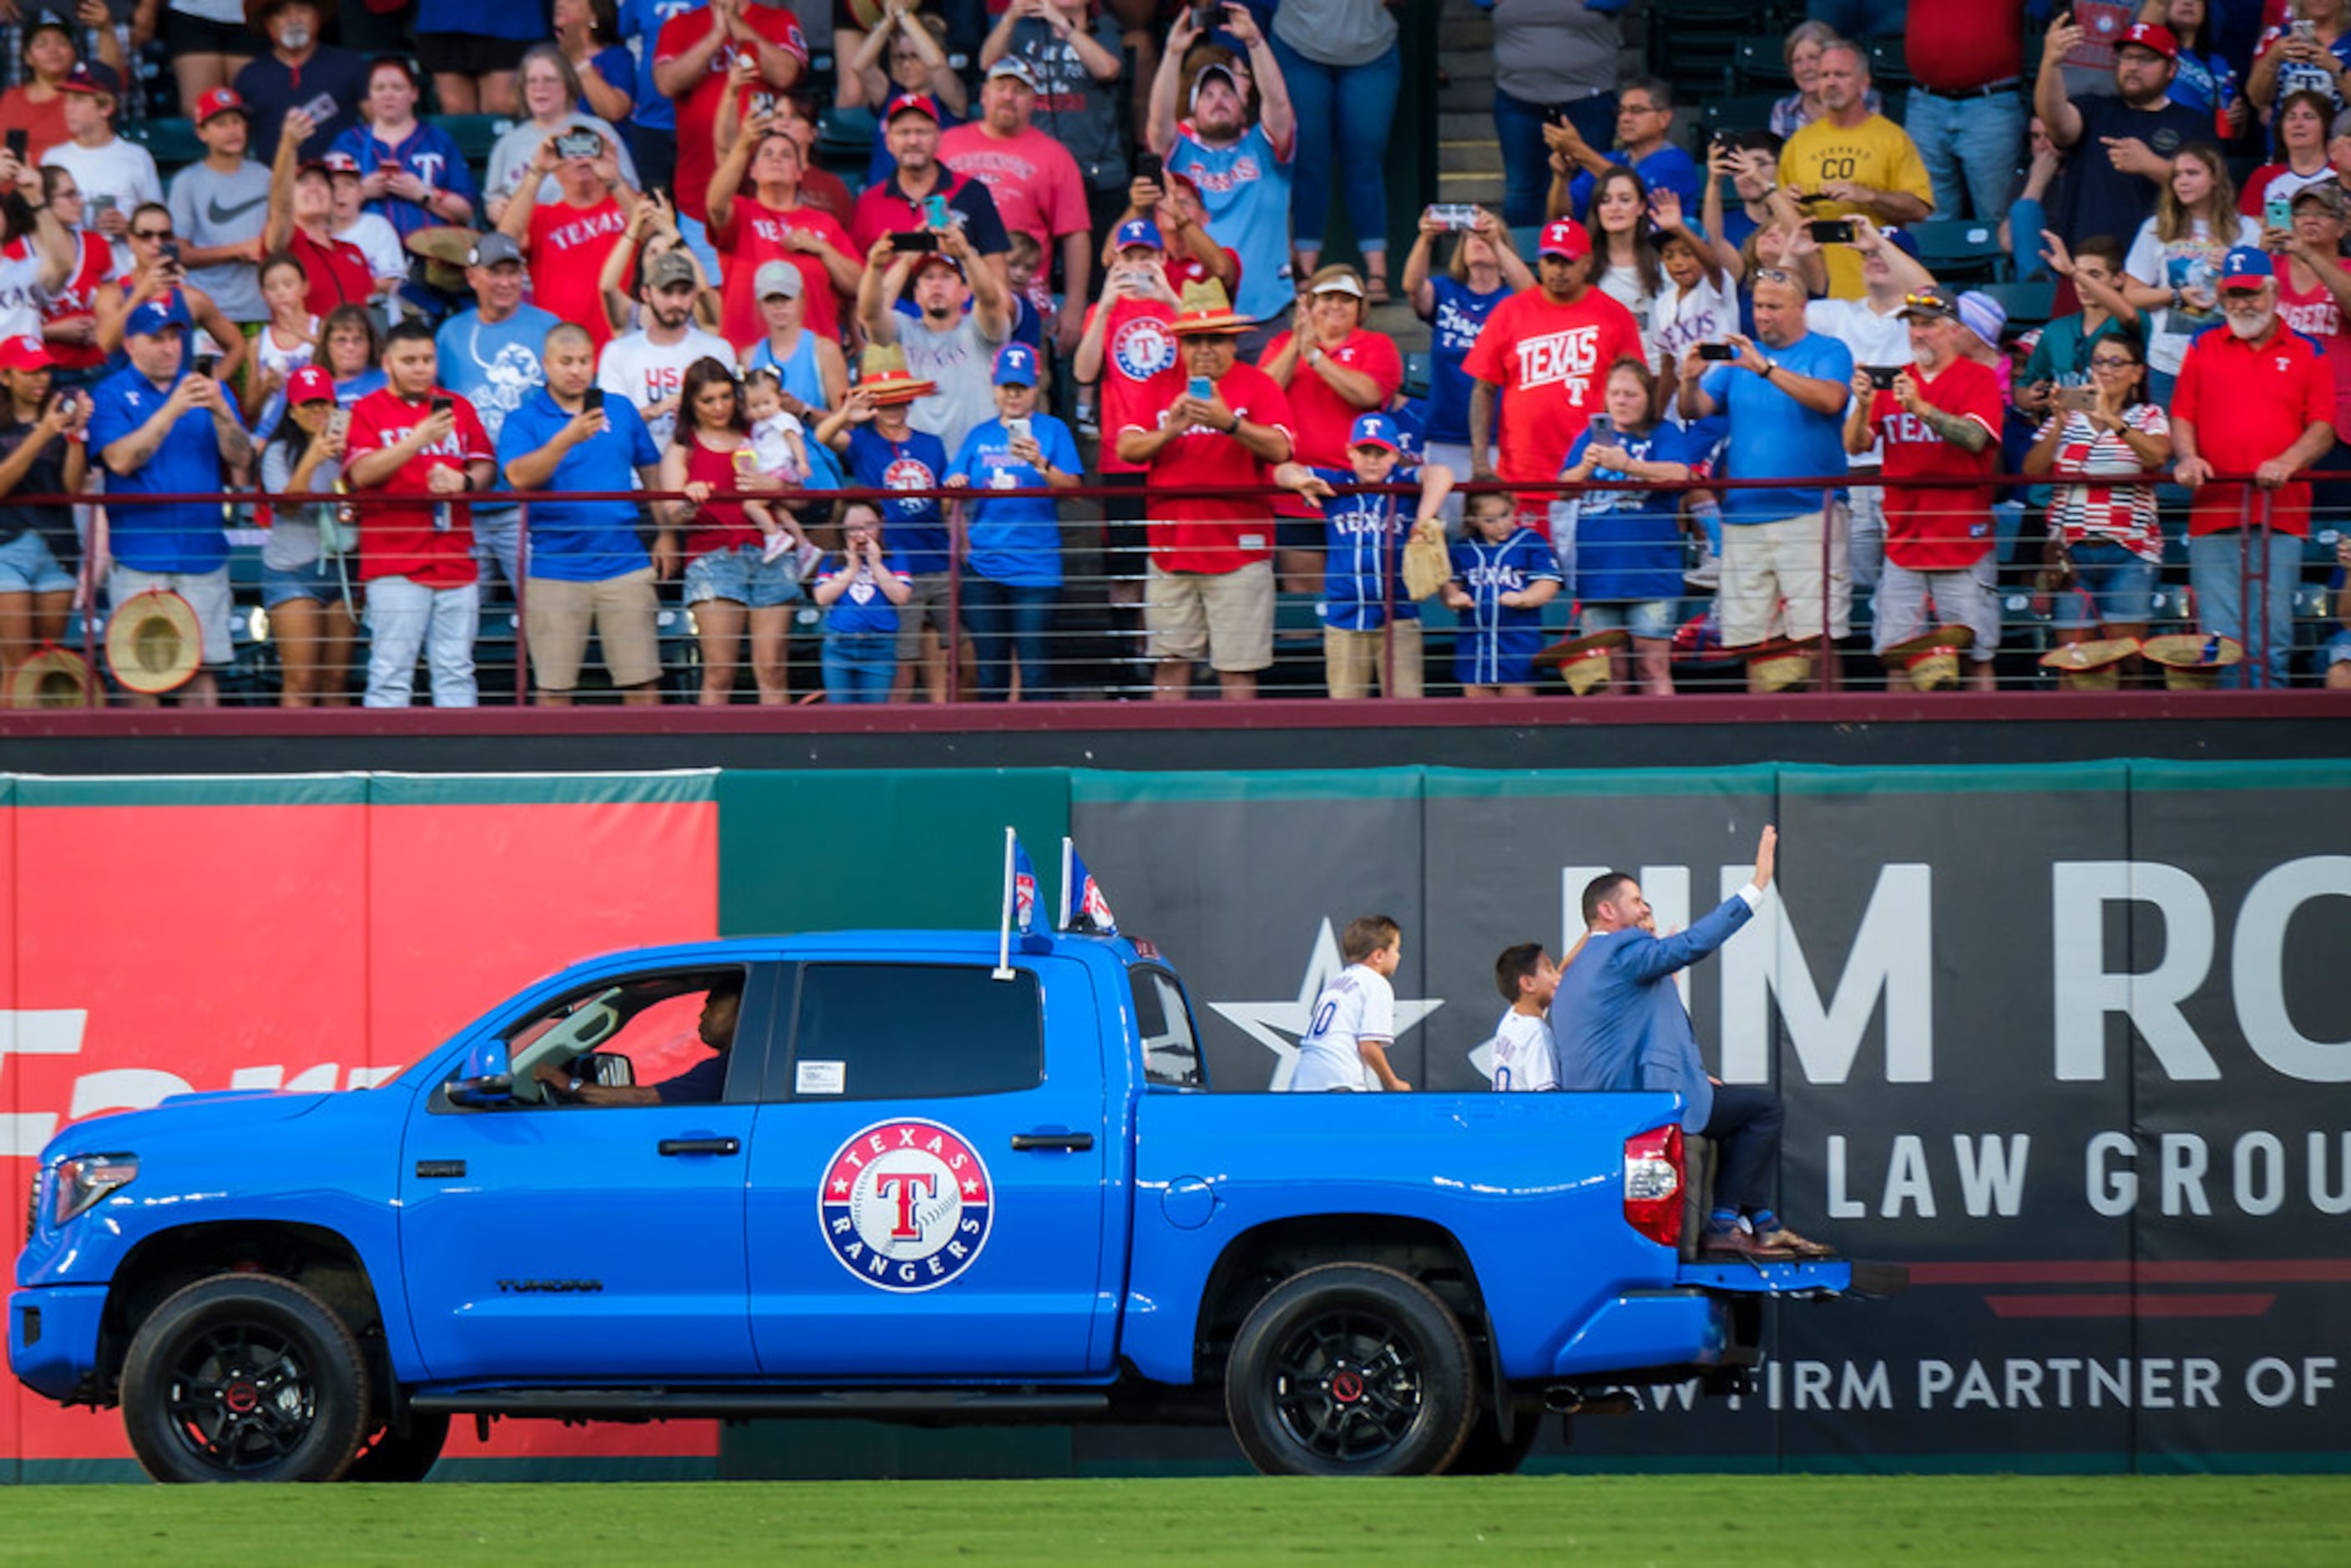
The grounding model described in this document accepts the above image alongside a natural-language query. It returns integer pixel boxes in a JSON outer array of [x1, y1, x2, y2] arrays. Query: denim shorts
[[2051, 539, 2161, 631], [0, 530, 75, 594], [1580, 599, 1677, 640], [261, 556, 344, 608], [683, 544, 801, 609]]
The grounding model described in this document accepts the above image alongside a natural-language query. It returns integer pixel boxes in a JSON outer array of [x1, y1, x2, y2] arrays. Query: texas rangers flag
[[1060, 838, 1118, 935], [1012, 837, 1040, 933]]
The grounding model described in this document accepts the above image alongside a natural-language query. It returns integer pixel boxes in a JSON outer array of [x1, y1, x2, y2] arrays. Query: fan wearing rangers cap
[[855, 213, 1013, 461], [1147, 6, 1297, 340], [850, 91, 1012, 278]]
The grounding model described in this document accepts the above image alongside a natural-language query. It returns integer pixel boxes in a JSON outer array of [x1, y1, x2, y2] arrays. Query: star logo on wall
[[1208, 919, 1443, 1091]]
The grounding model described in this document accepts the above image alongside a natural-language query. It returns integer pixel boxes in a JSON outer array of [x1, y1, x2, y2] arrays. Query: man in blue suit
[[1555, 825, 1832, 1260]]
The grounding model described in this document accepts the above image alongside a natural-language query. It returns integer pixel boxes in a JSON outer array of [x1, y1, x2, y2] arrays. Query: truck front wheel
[[119, 1274, 372, 1483], [1225, 1262, 1475, 1476]]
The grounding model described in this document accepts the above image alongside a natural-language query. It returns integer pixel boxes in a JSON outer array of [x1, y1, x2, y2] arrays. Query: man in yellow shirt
[[1779, 40, 1934, 298]]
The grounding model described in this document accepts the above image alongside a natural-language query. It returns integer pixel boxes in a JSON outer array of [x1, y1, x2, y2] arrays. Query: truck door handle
[[658, 1137, 741, 1156], [1011, 1131, 1094, 1152]]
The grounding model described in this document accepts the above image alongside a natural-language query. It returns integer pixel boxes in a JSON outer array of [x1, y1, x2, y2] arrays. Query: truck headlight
[[51, 1154, 138, 1227]]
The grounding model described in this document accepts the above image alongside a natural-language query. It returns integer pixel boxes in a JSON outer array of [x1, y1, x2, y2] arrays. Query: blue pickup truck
[[12, 929, 1871, 1482]]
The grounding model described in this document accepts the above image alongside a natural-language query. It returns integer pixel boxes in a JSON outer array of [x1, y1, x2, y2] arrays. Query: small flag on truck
[[1060, 838, 1118, 935], [996, 827, 1039, 979]]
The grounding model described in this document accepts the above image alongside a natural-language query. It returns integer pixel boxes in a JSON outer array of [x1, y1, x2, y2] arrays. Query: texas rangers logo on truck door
[[819, 1118, 994, 1292]]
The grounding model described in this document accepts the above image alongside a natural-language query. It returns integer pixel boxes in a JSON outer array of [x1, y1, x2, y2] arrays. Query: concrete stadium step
[[1438, 140, 1504, 175], [1436, 174, 1506, 205], [1438, 111, 1494, 140]]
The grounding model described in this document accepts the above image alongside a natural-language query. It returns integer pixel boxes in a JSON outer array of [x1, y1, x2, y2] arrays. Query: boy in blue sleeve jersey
[[1444, 488, 1563, 698], [1272, 411, 1456, 699]]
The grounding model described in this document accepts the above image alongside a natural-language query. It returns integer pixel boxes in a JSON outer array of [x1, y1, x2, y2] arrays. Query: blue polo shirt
[[949, 414, 1082, 589], [1699, 331, 1854, 525], [88, 362, 239, 574], [497, 390, 661, 584], [1306, 466, 1419, 632], [845, 424, 952, 576]]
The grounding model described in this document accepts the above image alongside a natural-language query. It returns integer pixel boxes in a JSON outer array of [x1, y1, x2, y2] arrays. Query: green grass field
[[8, 1476, 2350, 1564]]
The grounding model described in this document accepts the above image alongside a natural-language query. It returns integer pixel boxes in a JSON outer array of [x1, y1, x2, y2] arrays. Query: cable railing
[[5, 469, 2346, 711]]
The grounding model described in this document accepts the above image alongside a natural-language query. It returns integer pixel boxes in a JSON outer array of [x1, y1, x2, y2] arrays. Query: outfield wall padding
[[5, 761, 2347, 1478]]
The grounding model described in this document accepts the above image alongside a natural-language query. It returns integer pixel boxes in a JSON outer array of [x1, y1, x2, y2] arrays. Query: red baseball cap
[[883, 93, 939, 124], [1539, 217, 1591, 260], [0, 334, 51, 372], [2118, 22, 2178, 62], [286, 365, 336, 405], [195, 87, 246, 125]]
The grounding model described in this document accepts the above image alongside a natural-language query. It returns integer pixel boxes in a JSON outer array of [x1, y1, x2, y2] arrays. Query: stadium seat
[[819, 107, 877, 167], [439, 115, 515, 168], [1701, 94, 1785, 144], [1979, 280, 2057, 328], [1864, 37, 1914, 88], [1732, 38, 1795, 93], [122, 118, 201, 172], [1403, 351, 1431, 399], [1907, 218, 2008, 284]]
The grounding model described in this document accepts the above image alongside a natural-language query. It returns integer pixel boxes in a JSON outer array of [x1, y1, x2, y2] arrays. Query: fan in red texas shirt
[[651, 0, 808, 229], [707, 90, 859, 350], [1257, 265, 1403, 591], [344, 321, 495, 597], [1461, 217, 1646, 517], [494, 126, 635, 352], [260, 106, 375, 321], [1841, 286, 2005, 690]]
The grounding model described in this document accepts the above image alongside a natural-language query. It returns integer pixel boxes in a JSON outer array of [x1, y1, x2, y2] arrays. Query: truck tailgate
[[1677, 1258, 1910, 1297]]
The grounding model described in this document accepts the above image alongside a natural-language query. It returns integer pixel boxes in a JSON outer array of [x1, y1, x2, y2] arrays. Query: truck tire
[[1443, 1408, 1543, 1474], [119, 1274, 372, 1484], [345, 1413, 453, 1483], [1225, 1262, 1475, 1477]]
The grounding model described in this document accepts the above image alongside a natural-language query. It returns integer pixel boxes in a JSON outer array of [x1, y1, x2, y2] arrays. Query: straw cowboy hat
[[1534, 628, 1628, 695], [105, 589, 203, 695], [1745, 637, 1814, 694], [1880, 626, 1974, 692], [405, 226, 484, 293], [2040, 636, 2140, 690], [5, 644, 94, 709], [1169, 278, 1252, 336], [857, 342, 937, 405], [2141, 632, 2244, 690]]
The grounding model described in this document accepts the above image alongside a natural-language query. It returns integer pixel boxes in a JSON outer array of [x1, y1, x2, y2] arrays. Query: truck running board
[[407, 1388, 1115, 1423]]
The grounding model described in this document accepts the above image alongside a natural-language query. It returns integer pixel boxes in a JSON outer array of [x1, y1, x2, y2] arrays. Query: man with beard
[[2171, 247, 2336, 688], [435, 232, 560, 598], [1777, 41, 1933, 299], [856, 219, 1013, 461], [235, 0, 368, 165], [2037, 18, 2210, 252], [597, 249, 735, 448], [1843, 286, 2003, 690], [1149, 7, 1297, 345]]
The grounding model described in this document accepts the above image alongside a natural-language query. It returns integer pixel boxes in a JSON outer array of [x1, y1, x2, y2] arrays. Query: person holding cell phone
[[0, 333, 88, 706], [260, 108, 377, 324], [705, 83, 858, 352], [483, 43, 642, 226], [495, 119, 640, 357], [847, 91, 1013, 286], [2022, 331, 2171, 677], [326, 57, 478, 240], [943, 341, 1079, 702], [2265, 182, 2351, 447], [1402, 203, 1530, 524], [255, 365, 357, 707], [855, 220, 1013, 460], [2118, 142, 2257, 403], [979, 0, 1131, 242], [233, 1, 369, 167], [0, 9, 126, 166], [1776, 40, 1932, 300]]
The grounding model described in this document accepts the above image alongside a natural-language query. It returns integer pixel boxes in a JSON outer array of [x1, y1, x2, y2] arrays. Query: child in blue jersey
[[811, 500, 912, 704], [1443, 488, 1563, 698], [1272, 411, 1457, 699], [1554, 357, 1698, 695]]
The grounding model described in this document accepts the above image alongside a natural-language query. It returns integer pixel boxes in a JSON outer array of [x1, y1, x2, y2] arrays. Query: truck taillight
[[1622, 1125, 1683, 1248]]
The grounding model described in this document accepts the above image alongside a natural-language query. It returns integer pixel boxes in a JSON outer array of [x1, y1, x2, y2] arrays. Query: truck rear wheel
[[119, 1274, 372, 1484], [1225, 1262, 1474, 1477]]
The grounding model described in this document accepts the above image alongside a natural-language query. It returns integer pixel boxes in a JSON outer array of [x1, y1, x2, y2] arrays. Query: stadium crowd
[[1, 0, 2348, 708]]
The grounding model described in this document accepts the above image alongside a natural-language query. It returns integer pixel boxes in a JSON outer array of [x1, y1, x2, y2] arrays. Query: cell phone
[[51, 389, 75, 417], [1545, 104, 1570, 128], [888, 230, 938, 253], [2266, 192, 2295, 232], [1807, 218, 1857, 245], [4, 129, 24, 161], [326, 407, 350, 442], [1432, 203, 1479, 232], [1135, 150, 1163, 185], [748, 91, 777, 120], [300, 92, 339, 125], [431, 395, 453, 416], [1191, 3, 1222, 30], [1187, 376, 1213, 402], [2058, 384, 2101, 413], [2293, 18, 2318, 42], [192, 354, 219, 378], [88, 194, 114, 215], [157, 237, 179, 266], [377, 160, 402, 175], [1006, 416, 1031, 444], [1585, 414, 1613, 438], [922, 194, 951, 230], [554, 129, 603, 161], [1864, 365, 1902, 390], [1696, 342, 1737, 362], [583, 387, 604, 413]]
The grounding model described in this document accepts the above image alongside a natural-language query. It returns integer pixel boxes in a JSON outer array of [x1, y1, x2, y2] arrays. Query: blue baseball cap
[[125, 296, 190, 337], [1348, 412, 1404, 453], [1115, 217, 1164, 251], [993, 341, 1040, 387], [2219, 246, 2275, 290], [1879, 225, 1921, 260]]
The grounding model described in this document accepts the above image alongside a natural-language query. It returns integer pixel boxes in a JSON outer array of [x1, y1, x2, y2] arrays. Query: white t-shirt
[[1489, 1009, 1558, 1092], [1287, 962, 1396, 1093], [1652, 274, 1735, 370], [1806, 296, 1911, 468], [597, 324, 735, 448], [0, 250, 48, 341], [43, 137, 162, 272], [1598, 263, 1661, 371], [748, 408, 807, 480]]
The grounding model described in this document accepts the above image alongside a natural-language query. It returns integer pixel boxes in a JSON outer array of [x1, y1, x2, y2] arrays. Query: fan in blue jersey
[[1272, 412, 1457, 700], [1552, 357, 1699, 695], [1443, 488, 1564, 698]]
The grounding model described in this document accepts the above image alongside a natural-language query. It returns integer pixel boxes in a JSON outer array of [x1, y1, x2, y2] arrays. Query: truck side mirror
[[446, 1039, 515, 1108]]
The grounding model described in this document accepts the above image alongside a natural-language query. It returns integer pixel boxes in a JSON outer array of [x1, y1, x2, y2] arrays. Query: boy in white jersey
[[1489, 942, 1560, 1091], [1287, 914, 1409, 1093]]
